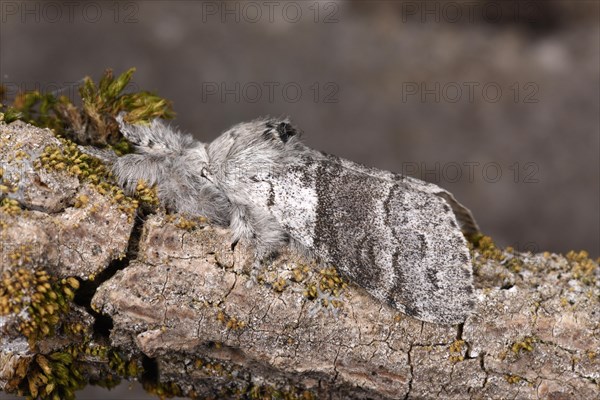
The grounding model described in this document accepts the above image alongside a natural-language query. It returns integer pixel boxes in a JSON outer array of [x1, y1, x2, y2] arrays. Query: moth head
[[262, 119, 300, 144], [207, 117, 308, 178]]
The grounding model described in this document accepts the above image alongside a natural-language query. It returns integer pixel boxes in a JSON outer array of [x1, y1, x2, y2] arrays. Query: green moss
[[448, 340, 465, 363], [0, 106, 23, 123], [504, 374, 523, 384], [216, 309, 246, 331], [469, 235, 505, 262], [0, 197, 23, 216], [35, 136, 160, 219], [17, 350, 86, 400], [190, 356, 318, 400], [14, 339, 148, 399], [11, 91, 64, 132], [142, 380, 183, 399], [16, 344, 135, 400], [107, 350, 141, 378], [1, 68, 174, 149], [511, 336, 536, 355], [303, 266, 347, 308], [0, 269, 79, 346], [165, 213, 207, 231], [565, 250, 597, 285]]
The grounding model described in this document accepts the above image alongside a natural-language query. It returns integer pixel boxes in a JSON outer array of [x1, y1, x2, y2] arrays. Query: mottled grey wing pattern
[[259, 156, 474, 325], [324, 154, 480, 237]]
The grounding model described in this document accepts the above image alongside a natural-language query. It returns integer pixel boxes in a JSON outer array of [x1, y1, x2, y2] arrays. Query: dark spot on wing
[[263, 121, 297, 143]]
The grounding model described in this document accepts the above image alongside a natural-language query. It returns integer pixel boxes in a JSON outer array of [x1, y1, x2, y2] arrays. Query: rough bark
[[1, 121, 598, 399]]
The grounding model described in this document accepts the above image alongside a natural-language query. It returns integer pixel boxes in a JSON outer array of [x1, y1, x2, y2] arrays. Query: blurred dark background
[[0, 1, 598, 398]]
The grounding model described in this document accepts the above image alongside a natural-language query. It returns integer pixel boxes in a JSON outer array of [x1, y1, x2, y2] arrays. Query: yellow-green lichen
[[0, 197, 23, 216], [73, 194, 89, 209], [165, 213, 207, 231], [504, 374, 523, 384], [134, 179, 160, 208], [4, 244, 34, 267], [291, 265, 310, 283], [565, 250, 597, 285], [36, 139, 144, 220], [469, 235, 526, 274], [470, 235, 505, 262], [193, 357, 233, 378], [0, 161, 22, 198], [0, 269, 79, 345], [272, 277, 288, 292], [511, 336, 536, 355], [304, 266, 347, 308], [216, 309, 246, 331], [448, 340, 465, 363]]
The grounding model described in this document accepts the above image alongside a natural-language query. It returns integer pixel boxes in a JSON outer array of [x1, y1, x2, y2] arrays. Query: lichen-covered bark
[[1, 121, 599, 399]]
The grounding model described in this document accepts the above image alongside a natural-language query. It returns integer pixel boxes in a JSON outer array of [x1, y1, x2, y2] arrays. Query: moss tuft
[[0, 269, 79, 345], [511, 336, 536, 355], [504, 374, 522, 384], [448, 340, 465, 363], [35, 138, 156, 220], [1, 68, 174, 150], [165, 213, 208, 231], [17, 350, 86, 400], [143, 380, 183, 399], [134, 179, 160, 209], [0, 197, 23, 216], [216, 309, 246, 331], [470, 235, 505, 262], [565, 250, 597, 285], [107, 350, 141, 378], [304, 266, 347, 309]]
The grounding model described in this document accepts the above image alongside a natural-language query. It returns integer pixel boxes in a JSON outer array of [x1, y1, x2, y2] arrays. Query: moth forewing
[[253, 156, 474, 325]]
